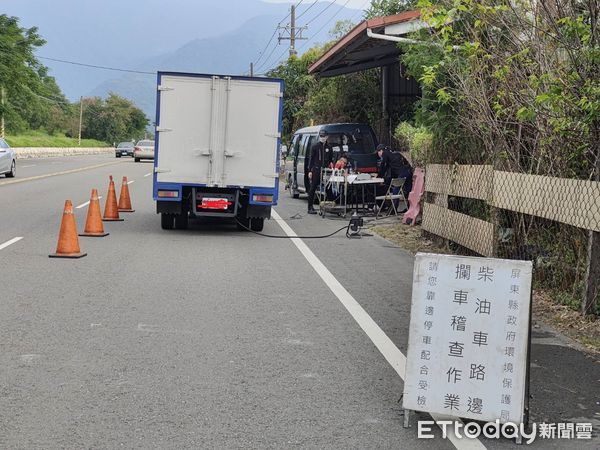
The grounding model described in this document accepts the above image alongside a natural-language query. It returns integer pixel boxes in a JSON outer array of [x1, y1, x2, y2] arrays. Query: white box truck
[[153, 72, 284, 231]]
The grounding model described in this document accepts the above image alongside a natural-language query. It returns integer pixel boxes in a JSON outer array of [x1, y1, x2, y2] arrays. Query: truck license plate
[[201, 198, 230, 210]]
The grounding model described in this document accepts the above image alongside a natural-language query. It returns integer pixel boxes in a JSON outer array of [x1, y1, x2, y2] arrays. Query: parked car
[[284, 123, 379, 198], [115, 141, 134, 158], [133, 139, 155, 162], [0, 138, 16, 178]]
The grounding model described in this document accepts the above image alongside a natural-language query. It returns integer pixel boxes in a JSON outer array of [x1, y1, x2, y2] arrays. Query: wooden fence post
[[583, 231, 599, 315]]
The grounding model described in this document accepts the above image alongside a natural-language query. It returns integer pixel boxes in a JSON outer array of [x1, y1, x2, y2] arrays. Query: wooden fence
[[421, 164, 600, 313]]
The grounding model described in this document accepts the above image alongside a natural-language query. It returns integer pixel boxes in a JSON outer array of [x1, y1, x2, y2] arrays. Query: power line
[[252, 0, 305, 69], [28, 91, 70, 105], [259, 0, 366, 74], [38, 56, 156, 75], [297, 0, 353, 52], [296, 0, 319, 20], [254, 38, 284, 73], [303, 0, 337, 26]]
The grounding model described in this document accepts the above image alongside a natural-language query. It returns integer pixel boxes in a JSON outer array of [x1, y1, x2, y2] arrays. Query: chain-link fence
[[421, 164, 600, 315]]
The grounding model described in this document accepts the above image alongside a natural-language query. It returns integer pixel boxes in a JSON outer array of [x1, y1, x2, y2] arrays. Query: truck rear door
[[155, 74, 282, 189]]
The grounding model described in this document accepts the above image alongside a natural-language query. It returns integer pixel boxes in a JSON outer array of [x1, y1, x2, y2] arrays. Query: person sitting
[[334, 153, 348, 170], [376, 144, 413, 211]]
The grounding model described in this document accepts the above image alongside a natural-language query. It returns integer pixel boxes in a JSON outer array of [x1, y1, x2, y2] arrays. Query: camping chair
[[375, 177, 406, 219]]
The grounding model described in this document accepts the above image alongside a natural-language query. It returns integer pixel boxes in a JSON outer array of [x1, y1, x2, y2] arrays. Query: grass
[[5, 130, 108, 148], [368, 219, 600, 354]]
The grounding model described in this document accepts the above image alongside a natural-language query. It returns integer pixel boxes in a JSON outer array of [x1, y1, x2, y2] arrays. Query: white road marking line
[[75, 196, 102, 209], [0, 161, 122, 186], [271, 209, 487, 450], [22, 164, 36, 168], [127, 180, 135, 185], [0, 237, 23, 251], [144, 172, 152, 177]]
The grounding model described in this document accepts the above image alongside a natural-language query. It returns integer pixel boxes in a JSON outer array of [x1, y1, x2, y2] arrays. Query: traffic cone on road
[[49, 200, 87, 258], [118, 176, 135, 212], [103, 175, 124, 222], [80, 189, 109, 237]]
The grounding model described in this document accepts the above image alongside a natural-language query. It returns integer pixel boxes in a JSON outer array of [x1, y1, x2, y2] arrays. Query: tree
[[81, 94, 148, 143], [0, 14, 70, 133], [399, 0, 600, 314], [365, 0, 417, 19], [267, 22, 382, 140]]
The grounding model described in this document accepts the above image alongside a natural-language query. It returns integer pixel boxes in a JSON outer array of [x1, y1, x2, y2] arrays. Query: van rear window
[[327, 132, 375, 155]]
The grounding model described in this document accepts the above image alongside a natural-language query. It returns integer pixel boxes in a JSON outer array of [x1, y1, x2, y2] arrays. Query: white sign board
[[403, 253, 533, 424]]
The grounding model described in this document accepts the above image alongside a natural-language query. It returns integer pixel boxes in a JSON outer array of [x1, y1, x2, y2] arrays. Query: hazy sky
[[266, 0, 371, 10]]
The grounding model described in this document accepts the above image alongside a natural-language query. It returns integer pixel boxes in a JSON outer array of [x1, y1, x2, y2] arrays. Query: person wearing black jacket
[[377, 144, 413, 199], [306, 129, 333, 214]]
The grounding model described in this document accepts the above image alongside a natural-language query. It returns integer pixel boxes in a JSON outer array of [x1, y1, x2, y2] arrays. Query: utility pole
[[1, 86, 5, 138], [78, 96, 84, 146], [278, 4, 307, 58]]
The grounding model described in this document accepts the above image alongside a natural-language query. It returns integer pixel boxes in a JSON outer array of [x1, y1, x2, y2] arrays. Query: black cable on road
[[235, 218, 350, 239]]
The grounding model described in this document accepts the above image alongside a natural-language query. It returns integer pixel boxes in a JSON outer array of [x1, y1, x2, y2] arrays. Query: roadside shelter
[[308, 11, 425, 145]]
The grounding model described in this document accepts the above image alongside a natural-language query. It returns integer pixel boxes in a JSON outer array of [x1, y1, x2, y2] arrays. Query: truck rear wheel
[[175, 212, 189, 230], [161, 213, 174, 230], [250, 218, 264, 232]]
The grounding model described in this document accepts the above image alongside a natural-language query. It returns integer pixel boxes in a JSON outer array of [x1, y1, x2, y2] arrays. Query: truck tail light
[[252, 194, 273, 203], [157, 190, 179, 198]]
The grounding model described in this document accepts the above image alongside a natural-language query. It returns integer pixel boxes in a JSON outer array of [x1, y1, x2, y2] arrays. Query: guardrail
[[14, 147, 115, 159]]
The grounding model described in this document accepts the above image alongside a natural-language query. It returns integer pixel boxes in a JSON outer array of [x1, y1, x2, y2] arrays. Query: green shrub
[[394, 121, 433, 166]]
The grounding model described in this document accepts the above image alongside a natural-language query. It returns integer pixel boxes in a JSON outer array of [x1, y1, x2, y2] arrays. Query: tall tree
[[81, 94, 148, 144], [0, 14, 68, 133]]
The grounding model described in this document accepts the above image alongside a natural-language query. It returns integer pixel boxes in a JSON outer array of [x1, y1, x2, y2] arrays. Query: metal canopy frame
[[308, 11, 421, 78]]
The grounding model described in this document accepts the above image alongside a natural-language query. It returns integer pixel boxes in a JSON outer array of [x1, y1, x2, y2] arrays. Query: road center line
[[0, 237, 24, 251], [76, 196, 102, 209], [144, 172, 153, 177], [21, 164, 36, 168], [0, 161, 122, 186], [127, 180, 135, 185], [271, 209, 487, 450]]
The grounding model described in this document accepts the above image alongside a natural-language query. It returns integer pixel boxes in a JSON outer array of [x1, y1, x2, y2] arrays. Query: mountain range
[[3, 0, 362, 120]]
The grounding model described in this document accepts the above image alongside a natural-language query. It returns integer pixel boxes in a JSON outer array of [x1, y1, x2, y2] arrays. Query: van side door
[[297, 134, 309, 191], [285, 134, 300, 187]]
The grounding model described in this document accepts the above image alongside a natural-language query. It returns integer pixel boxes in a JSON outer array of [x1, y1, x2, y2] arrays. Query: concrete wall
[[14, 147, 115, 159]]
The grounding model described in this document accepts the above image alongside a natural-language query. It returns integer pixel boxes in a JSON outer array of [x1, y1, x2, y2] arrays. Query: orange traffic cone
[[103, 175, 124, 222], [80, 189, 109, 237], [49, 200, 87, 258], [118, 176, 135, 212]]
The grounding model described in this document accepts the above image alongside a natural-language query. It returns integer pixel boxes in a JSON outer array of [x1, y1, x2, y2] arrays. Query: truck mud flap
[[157, 200, 182, 214], [245, 204, 271, 219]]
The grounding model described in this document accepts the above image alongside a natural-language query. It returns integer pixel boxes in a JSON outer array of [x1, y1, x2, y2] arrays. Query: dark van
[[284, 123, 378, 198]]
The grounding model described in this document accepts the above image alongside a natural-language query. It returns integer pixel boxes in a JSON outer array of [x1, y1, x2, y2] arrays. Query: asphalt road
[[0, 155, 598, 449]]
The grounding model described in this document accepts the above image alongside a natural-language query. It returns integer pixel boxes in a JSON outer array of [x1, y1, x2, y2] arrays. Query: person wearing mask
[[307, 129, 333, 214], [376, 144, 413, 209]]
